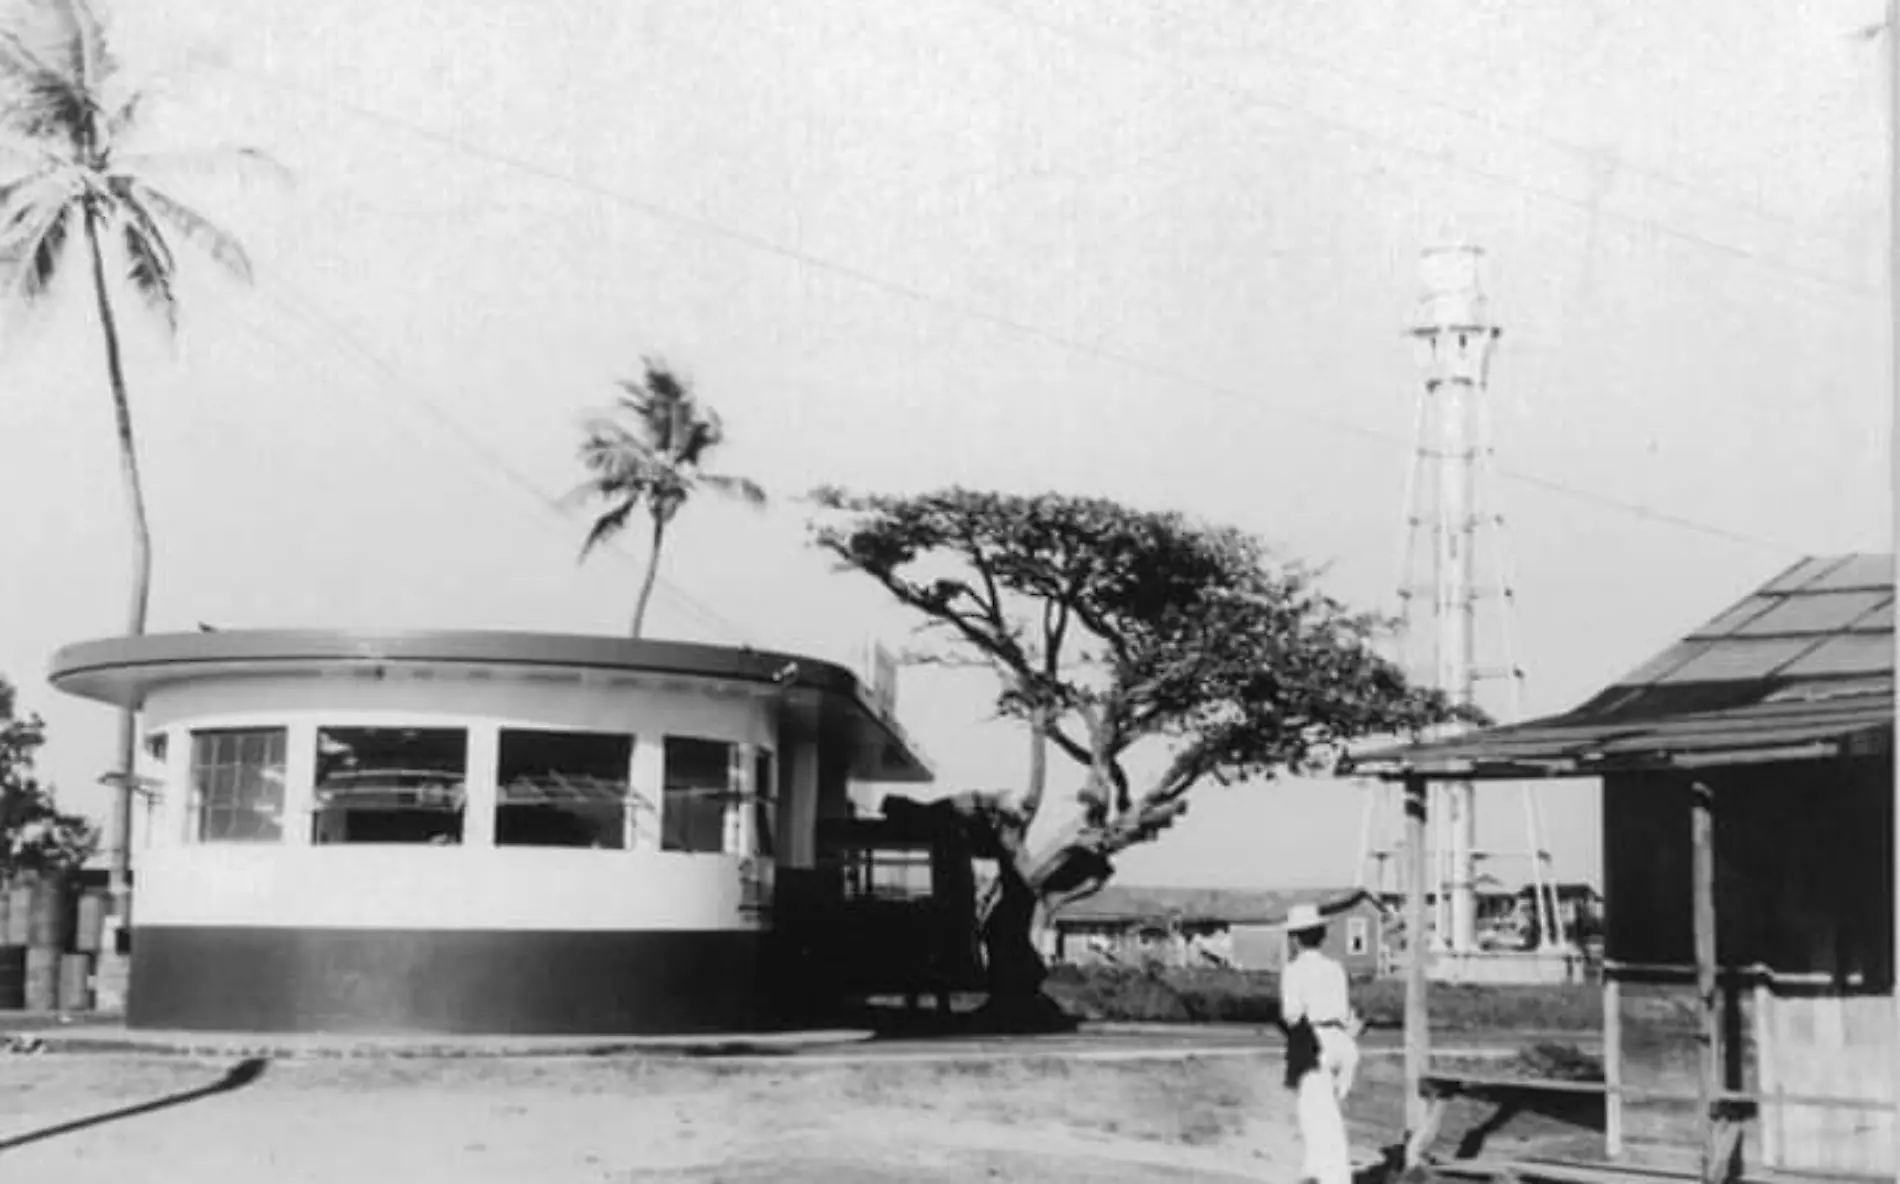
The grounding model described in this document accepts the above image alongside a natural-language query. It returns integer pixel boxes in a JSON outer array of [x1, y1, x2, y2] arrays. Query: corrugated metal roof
[[1347, 553, 1895, 779]]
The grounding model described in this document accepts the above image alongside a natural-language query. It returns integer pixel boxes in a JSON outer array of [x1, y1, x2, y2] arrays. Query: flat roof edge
[[1348, 735, 1868, 781], [49, 629, 936, 780], [50, 629, 853, 687]]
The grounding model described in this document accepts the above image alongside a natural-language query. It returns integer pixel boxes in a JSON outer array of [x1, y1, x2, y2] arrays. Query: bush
[[1043, 964, 1602, 1032], [2, 680, 99, 880], [1356, 978, 1601, 1032]]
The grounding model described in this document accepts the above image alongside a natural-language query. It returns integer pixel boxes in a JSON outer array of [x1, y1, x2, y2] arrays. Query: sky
[[0, 0, 1889, 891]]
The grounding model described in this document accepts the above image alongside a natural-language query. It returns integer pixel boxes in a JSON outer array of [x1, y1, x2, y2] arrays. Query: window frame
[[1346, 914, 1371, 956], [493, 726, 636, 850], [661, 737, 779, 858], [661, 736, 737, 855], [187, 726, 289, 844], [310, 724, 470, 846]]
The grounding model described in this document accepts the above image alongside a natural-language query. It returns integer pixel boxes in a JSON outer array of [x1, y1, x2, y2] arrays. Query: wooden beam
[[1405, 773, 1432, 1150], [1752, 976, 1777, 1170], [1604, 972, 1624, 1159], [1888, 11, 1900, 1172], [1690, 779, 1726, 1184]]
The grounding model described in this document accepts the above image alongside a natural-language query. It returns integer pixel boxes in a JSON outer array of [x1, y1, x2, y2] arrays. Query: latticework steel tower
[[1353, 245, 1564, 959]]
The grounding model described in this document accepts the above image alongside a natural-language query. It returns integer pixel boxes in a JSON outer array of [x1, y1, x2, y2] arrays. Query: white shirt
[[1281, 947, 1351, 1027]]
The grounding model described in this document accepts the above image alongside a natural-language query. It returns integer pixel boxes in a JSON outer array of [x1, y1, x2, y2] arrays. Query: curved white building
[[48, 630, 931, 1034]]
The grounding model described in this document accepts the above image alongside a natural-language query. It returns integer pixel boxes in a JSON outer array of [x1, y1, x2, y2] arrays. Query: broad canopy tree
[[810, 487, 1469, 1012]]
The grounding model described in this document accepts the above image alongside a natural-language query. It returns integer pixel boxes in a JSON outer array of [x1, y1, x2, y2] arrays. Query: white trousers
[[1297, 1027, 1360, 1184]]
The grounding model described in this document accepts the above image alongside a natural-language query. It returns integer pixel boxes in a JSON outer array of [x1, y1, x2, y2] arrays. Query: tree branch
[[1045, 722, 1093, 768]]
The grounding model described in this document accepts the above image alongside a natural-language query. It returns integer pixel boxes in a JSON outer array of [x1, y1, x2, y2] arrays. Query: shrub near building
[[1044, 964, 1601, 1032]]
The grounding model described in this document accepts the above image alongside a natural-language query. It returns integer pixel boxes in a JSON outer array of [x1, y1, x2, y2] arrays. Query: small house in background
[[1040, 885, 1392, 978], [1526, 881, 1605, 941]]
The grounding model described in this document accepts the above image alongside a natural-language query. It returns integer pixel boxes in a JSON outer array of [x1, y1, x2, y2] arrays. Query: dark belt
[[1313, 1020, 1348, 1029]]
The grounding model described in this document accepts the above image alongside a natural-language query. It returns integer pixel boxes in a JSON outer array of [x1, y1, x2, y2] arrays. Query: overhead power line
[[222, 65, 1807, 556], [979, 0, 1865, 248], [961, 0, 1879, 304], [196, 275, 762, 645]]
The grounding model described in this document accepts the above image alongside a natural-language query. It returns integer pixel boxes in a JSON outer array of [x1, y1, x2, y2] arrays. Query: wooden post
[[1886, 7, 1900, 1178], [1691, 779, 1723, 1184], [1886, 51, 1900, 1136], [1404, 774, 1432, 1147], [1753, 974, 1778, 1170], [1604, 971, 1625, 1159]]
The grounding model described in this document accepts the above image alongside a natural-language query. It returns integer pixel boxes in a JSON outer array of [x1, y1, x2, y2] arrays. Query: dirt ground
[[0, 1047, 1363, 1183]]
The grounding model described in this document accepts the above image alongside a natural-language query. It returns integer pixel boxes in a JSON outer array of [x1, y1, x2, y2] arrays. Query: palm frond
[[677, 411, 726, 465], [698, 473, 768, 507], [580, 357, 762, 563], [103, 85, 139, 141], [130, 181, 251, 282], [642, 358, 688, 402], [0, 0, 112, 149], [120, 210, 176, 333], [556, 478, 610, 514], [0, 128, 61, 173], [46, 0, 111, 97], [9, 197, 72, 304], [577, 417, 667, 481], [114, 145, 294, 191], [0, 20, 59, 82], [0, 32, 87, 147], [0, 164, 62, 226], [579, 499, 637, 559]]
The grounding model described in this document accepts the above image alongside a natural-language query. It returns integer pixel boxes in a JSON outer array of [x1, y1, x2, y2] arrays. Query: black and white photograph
[[0, 0, 1892, 1180]]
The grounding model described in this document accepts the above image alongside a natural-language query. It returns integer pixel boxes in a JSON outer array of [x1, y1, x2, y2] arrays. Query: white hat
[[1286, 903, 1326, 933]]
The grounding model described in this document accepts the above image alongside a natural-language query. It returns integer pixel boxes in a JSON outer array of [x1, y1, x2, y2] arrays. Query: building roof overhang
[[1343, 553, 1895, 784], [49, 629, 934, 783]]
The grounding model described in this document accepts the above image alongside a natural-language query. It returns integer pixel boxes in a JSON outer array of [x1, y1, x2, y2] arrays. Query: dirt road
[[0, 1050, 1315, 1182]]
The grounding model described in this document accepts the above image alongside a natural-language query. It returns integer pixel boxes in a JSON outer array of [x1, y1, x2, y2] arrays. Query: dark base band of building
[[127, 926, 769, 1035]]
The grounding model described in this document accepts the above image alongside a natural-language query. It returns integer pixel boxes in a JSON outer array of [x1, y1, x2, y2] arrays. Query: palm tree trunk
[[630, 513, 666, 639], [85, 204, 152, 935]]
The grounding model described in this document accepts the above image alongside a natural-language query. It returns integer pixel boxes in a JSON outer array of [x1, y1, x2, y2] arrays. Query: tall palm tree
[[571, 358, 766, 638], [0, 0, 273, 928]]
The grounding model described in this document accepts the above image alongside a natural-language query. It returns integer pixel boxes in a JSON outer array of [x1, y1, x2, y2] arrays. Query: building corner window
[[188, 728, 288, 843], [660, 738, 777, 858]]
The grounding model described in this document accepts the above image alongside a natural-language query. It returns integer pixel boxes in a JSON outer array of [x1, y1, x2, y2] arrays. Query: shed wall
[[1602, 757, 1893, 985]]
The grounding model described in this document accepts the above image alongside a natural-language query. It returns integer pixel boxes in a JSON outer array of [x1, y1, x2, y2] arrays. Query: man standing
[[1280, 903, 1363, 1184]]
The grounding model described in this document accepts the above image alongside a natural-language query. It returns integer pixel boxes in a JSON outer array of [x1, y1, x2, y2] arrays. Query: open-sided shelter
[[1347, 553, 1898, 1183]]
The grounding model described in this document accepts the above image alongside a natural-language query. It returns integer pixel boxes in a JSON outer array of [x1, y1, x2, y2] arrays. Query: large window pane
[[496, 729, 633, 849], [190, 728, 287, 843], [313, 727, 466, 845], [662, 737, 731, 854]]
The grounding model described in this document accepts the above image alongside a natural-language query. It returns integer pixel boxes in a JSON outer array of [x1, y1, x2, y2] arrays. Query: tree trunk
[[968, 797, 1114, 1031], [1021, 709, 1048, 820], [630, 513, 666, 638], [968, 836, 1119, 1030], [85, 205, 152, 934]]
